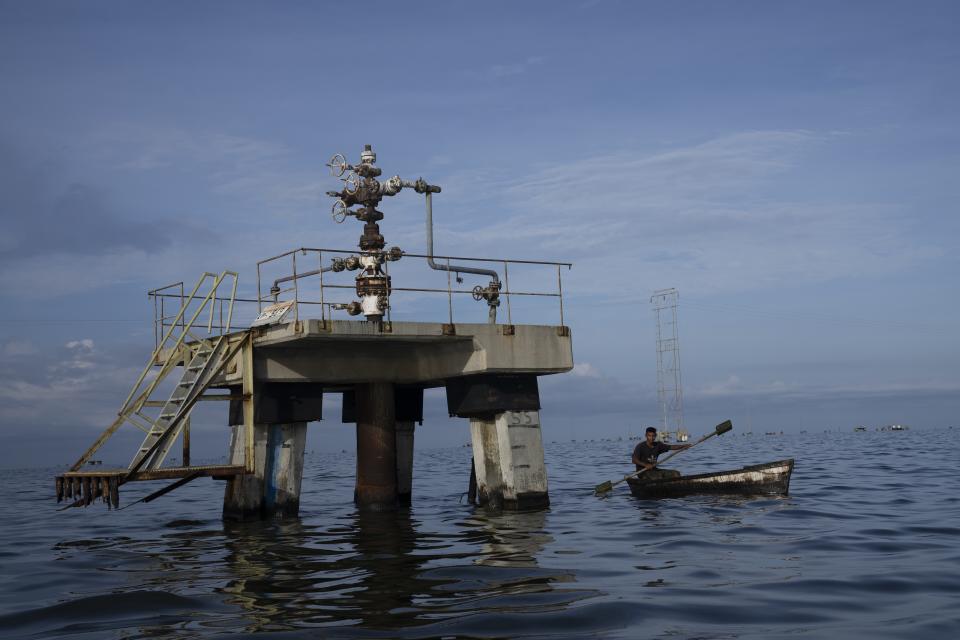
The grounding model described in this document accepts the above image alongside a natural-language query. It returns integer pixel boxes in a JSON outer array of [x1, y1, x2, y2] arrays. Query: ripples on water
[[1, 429, 958, 638]]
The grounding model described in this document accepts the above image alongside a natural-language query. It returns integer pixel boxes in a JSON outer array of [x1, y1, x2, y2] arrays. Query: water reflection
[[467, 510, 552, 568], [215, 510, 441, 632], [206, 506, 590, 635]]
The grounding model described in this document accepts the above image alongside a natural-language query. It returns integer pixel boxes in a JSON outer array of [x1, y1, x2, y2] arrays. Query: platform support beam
[[469, 410, 549, 510], [222, 421, 307, 521], [355, 382, 398, 510]]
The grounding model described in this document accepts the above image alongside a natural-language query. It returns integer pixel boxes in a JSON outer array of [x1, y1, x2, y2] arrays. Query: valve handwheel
[[343, 172, 361, 195], [331, 199, 348, 223], [326, 153, 348, 177], [472, 285, 485, 301]]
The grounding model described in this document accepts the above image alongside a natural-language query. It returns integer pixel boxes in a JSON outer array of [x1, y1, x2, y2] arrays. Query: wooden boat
[[627, 459, 794, 499]]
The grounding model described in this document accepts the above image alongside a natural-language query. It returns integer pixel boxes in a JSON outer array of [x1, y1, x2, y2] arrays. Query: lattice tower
[[651, 288, 687, 441]]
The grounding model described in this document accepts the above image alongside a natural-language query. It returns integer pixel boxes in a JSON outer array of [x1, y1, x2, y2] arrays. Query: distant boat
[[854, 426, 867, 432], [627, 459, 794, 499]]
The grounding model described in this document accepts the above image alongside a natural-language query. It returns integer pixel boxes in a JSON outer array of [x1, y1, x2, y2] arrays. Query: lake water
[[2, 428, 959, 639]]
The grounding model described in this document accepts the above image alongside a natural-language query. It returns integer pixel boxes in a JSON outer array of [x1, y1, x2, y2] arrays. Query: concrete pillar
[[223, 422, 307, 521], [469, 410, 549, 510], [355, 382, 398, 510], [395, 421, 415, 506]]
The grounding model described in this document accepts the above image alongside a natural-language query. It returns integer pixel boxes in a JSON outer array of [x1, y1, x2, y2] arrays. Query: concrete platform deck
[[161, 319, 574, 387]]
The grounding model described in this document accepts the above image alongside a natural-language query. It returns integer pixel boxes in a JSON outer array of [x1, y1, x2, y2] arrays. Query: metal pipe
[[425, 192, 500, 323], [271, 264, 336, 290], [425, 192, 499, 283]]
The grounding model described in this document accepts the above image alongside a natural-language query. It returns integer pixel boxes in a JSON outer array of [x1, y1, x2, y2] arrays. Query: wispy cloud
[[570, 362, 601, 378], [91, 125, 288, 173], [84, 125, 326, 213], [488, 55, 546, 78], [431, 130, 941, 297]]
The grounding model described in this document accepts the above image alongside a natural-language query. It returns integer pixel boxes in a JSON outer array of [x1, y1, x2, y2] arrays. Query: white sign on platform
[[252, 301, 294, 327]]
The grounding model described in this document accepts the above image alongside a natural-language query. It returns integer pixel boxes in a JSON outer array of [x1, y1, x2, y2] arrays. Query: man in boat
[[632, 427, 692, 481]]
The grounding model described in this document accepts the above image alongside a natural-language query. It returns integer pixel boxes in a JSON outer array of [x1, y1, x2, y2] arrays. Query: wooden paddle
[[593, 420, 733, 496]]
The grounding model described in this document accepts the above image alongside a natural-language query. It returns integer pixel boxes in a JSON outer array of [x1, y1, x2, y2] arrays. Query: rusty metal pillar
[[395, 421, 415, 506], [355, 382, 398, 510]]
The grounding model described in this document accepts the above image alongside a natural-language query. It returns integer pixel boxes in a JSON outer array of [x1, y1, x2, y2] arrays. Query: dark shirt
[[633, 441, 670, 469]]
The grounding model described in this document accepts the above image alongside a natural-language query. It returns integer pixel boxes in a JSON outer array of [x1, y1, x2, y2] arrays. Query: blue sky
[[1, 1, 958, 468]]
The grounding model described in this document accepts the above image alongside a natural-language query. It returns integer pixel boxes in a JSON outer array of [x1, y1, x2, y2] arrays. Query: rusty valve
[[472, 281, 501, 306], [333, 301, 364, 316]]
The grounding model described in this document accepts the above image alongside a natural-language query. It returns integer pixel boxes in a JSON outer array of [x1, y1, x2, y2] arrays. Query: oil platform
[[55, 146, 574, 519]]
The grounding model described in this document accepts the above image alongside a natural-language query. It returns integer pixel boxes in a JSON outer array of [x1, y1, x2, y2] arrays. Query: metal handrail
[[132, 271, 238, 412], [253, 246, 571, 328], [257, 245, 572, 267], [149, 273, 239, 350]]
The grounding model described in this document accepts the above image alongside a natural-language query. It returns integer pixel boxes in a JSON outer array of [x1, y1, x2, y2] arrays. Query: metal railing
[[149, 274, 240, 350], [147, 249, 571, 340], [255, 247, 572, 328]]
